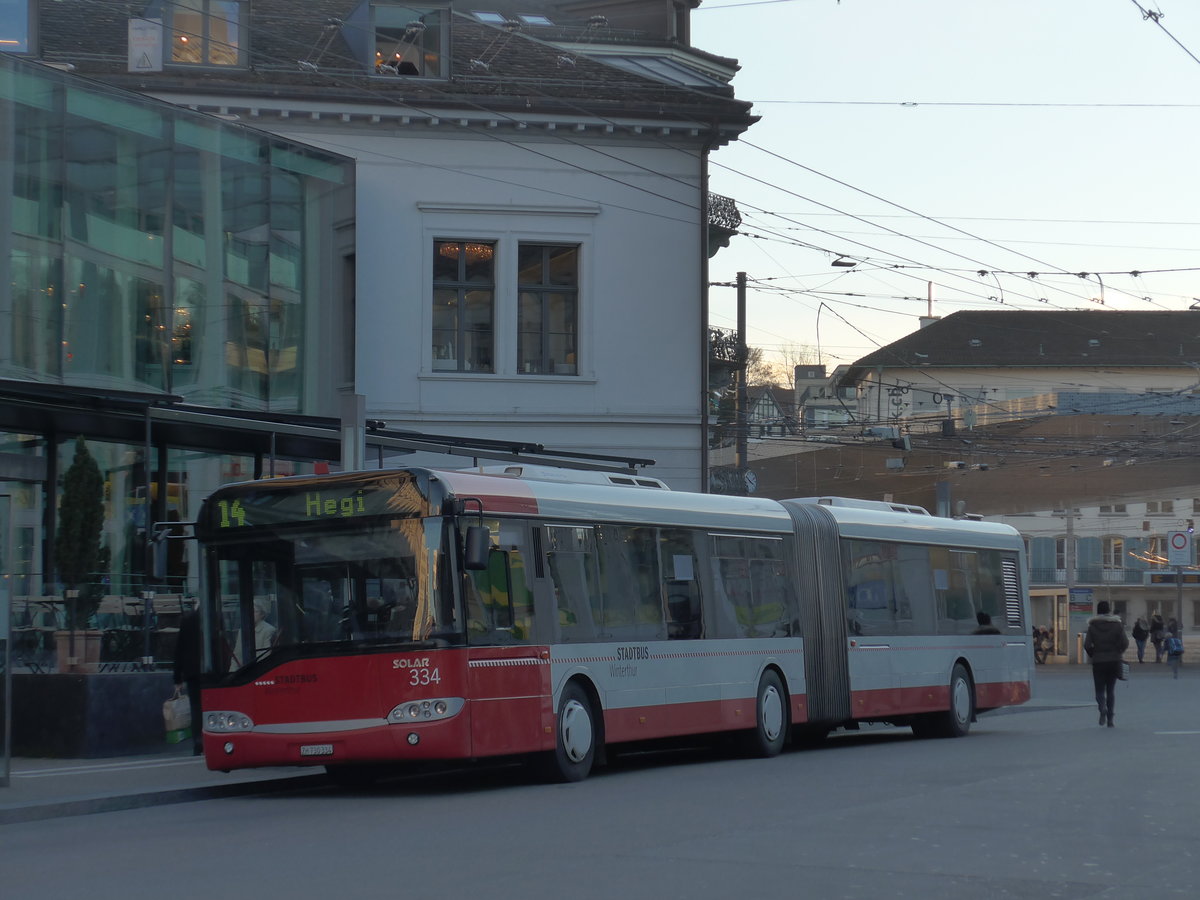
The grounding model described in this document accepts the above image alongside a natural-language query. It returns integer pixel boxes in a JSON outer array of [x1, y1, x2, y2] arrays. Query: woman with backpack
[[1166, 619, 1184, 679]]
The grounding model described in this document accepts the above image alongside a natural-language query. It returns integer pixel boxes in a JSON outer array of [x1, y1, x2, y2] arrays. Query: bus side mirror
[[464, 525, 491, 570]]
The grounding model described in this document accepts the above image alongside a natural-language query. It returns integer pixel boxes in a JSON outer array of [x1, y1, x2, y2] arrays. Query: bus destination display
[[208, 477, 426, 531]]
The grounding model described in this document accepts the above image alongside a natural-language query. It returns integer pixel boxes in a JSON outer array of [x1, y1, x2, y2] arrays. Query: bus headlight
[[387, 697, 464, 724], [206, 711, 255, 732]]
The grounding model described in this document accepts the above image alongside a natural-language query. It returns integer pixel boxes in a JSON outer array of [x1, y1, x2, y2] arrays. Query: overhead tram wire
[[748, 99, 1200, 108], [726, 188, 1104, 310], [750, 213, 1200, 227], [729, 201, 1087, 311], [735, 141, 1174, 309], [735, 212, 1189, 311], [1128, 0, 1200, 68], [761, 222, 1200, 257], [735, 205, 1180, 312]]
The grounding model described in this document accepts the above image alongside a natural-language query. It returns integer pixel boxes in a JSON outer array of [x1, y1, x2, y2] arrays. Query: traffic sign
[[1167, 531, 1191, 567]]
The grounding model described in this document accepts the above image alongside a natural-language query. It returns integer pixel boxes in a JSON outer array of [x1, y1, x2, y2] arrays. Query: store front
[[0, 50, 355, 772]]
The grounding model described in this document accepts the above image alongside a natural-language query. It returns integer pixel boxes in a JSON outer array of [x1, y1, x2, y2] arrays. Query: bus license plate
[[300, 744, 334, 757]]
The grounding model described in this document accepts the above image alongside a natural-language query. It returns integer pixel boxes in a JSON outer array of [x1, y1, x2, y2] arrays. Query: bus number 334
[[393, 658, 441, 685]]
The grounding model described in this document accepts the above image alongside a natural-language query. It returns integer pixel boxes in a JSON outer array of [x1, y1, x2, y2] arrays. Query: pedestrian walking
[[1132, 616, 1150, 663], [1166, 618, 1184, 680], [1084, 600, 1129, 727], [1150, 613, 1166, 663]]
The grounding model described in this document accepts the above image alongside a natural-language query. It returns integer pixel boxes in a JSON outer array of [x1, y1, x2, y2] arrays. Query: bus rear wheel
[[913, 663, 973, 739], [542, 681, 597, 782], [746, 669, 789, 757]]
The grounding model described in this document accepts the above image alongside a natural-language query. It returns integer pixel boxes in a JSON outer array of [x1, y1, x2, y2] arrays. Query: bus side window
[[660, 529, 702, 640], [597, 525, 664, 641], [464, 547, 534, 645], [843, 540, 896, 636], [713, 556, 752, 636], [931, 548, 981, 634], [749, 553, 794, 637], [546, 526, 600, 642], [975, 549, 1007, 628], [892, 543, 933, 634]]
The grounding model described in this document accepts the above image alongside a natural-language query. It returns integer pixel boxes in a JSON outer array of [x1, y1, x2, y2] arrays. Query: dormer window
[[369, 4, 448, 77], [0, 0, 34, 54], [153, 0, 248, 67]]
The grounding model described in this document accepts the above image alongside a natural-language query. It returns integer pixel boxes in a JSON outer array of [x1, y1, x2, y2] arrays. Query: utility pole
[[735, 271, 748, 476]]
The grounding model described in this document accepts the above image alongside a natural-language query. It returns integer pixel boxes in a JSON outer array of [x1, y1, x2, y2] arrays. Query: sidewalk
[[0, 743, 325, 825]]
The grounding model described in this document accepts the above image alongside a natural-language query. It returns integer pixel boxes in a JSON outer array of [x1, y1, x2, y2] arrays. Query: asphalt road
[[2, 664, 1196, 899]]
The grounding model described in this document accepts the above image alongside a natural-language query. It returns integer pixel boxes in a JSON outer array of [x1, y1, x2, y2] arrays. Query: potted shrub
[[54, 436, 105, 673]]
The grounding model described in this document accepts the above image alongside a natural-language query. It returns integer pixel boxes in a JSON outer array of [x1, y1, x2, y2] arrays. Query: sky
[[690, 0, 1200, 372]]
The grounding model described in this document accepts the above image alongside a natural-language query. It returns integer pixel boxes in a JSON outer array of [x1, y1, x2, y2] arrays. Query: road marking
[[1155, 731, 1200, 735], [14, 758, 203, 778]]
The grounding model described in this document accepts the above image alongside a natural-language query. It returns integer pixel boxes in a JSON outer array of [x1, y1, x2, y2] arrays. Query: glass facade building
[[0, 52, 354, 777]]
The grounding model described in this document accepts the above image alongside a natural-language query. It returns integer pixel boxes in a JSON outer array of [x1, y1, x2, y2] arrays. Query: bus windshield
[[206, 516, 460, 677]]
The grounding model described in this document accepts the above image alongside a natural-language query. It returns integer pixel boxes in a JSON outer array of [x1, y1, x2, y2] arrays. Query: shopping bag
[[1118, 661, 1130, 681], [163, 689, 192, 744]]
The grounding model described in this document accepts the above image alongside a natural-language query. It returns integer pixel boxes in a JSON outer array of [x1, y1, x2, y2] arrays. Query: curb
[[0, 773, 327, 826]]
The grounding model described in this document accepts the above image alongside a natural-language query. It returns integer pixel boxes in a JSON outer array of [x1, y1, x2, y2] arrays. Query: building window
[[1147, 536, 1168, 569], [1054, 537, 1072, 572], [372, 4, 447, 76], [1101, 537, 1125, 583], [432, 240, 494, 373], [1146, 500, 1174, 514], [161, 0, 247, 67], [1099, 504, 1126, 514], [517, 244, 578, 376]]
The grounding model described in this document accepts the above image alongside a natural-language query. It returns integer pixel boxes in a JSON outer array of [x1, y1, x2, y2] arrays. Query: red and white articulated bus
[[193, 466, 1032, 783]]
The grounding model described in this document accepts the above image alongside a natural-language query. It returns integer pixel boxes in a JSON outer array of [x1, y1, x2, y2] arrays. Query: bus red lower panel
[[601, 693, 808, 744], [851, 681, 1031, 721], [976, 680, 1031, 708]]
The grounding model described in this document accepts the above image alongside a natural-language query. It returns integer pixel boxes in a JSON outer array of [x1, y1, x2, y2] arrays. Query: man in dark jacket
[[1083, 600, 1129, 728], [972, 611, 1001, 634], [173, 600, 203, 755]]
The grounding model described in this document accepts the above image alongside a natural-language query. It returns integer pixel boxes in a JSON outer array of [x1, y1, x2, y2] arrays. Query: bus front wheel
[[543, 681, 597, 782], [747, 669, 789, 757]]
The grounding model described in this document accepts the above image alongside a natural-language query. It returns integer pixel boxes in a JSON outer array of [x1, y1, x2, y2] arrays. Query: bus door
[[842, 577, 899, 718], [781, 502, 852, 725], [462, 522, 548, 757]]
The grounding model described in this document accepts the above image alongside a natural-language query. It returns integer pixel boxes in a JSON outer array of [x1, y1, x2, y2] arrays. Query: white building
[[33, 0, 755, 489]]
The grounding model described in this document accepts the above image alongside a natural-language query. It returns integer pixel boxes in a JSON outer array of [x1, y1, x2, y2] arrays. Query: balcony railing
[[708, 192, 742, 232]]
